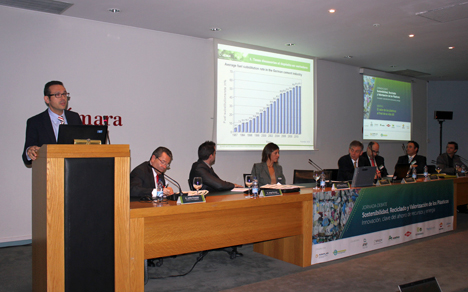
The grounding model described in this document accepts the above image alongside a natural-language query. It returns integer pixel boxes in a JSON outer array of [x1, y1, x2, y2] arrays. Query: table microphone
[[103, 116, 111, 144], [308, 159, 322, 171]]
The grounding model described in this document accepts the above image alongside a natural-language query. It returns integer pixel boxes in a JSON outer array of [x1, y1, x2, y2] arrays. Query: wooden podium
[[32, 144, 130, 292]]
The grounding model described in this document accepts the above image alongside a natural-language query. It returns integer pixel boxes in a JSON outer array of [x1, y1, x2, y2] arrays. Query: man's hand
[[234, 183, 243, 188], [163, 186, 174, 196], [27, 146, 40, 161]]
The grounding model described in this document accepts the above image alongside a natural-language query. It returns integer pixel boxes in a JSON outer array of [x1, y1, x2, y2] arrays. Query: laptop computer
[[351, 166, 376, 187], [393, 164, 411, 180], [398, 277, 442, 292], [57, 125, 108, 145]]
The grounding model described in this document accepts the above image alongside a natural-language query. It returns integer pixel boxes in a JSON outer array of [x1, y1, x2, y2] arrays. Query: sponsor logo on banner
[[388, 235, 400, 241], [362, 238, 368, 248], [446, 222, 452, 228], [426, 226, 435, 231], [333, 249, 346, 256], [439, 222, 444, 231], [315, 252, 330, 259], [374, 239, 383, 245], [416, 227, 424, 236], [405, 231, 411, 237]]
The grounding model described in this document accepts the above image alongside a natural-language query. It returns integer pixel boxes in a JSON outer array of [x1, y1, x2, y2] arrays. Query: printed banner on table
[[312, 180, 454, 264]]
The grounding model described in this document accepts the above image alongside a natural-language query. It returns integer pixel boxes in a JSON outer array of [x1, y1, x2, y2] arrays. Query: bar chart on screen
[[232, 71, 302, 135]]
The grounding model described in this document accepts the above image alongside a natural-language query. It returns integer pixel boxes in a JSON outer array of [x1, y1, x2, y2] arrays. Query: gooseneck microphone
[[308, 159, 322, 171], [148, 163, 187, 197], [401, 143, 406, 154]]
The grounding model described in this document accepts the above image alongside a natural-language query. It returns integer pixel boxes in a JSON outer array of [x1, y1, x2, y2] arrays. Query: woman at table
[[251, 142, 286, 186]]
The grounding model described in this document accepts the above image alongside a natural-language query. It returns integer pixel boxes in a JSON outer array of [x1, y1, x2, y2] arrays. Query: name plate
[[180, 195, 205, 204], [377, 179, 391, 186], [261, 189, 282, 197], [429, 174, 439, 180], [401, 177, 416, 183], [333, 182, 350, 189]]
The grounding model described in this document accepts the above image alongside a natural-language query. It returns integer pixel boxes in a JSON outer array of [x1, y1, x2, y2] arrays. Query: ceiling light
[[344, 56, 353, 59], [329, 9, 336, 13], [373, 23, 380, 27], [390, 65, 397, 68], [448, 46, 454, 49], [409, 34, 415, 38], [108, 8, 120, 13], [210, 28, 221, 32], [285, 43, 295, 46]]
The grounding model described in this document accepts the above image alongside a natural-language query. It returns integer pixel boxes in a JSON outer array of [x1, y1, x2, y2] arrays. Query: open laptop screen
[[57, 125, 107, 144], [398, 277, 442, 292]]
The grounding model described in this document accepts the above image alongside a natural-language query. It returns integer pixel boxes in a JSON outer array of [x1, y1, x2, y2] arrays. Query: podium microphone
[[308, 159, 322, 171], [401, 143, 406, 154], [103, 116, 111, 145]]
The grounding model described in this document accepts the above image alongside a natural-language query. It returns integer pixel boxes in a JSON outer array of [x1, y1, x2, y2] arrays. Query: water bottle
[[252, 178, 259, 198], [412, 167, 417, 180], [320, 171, 326, 190], [157, 181, 164, 202], [423, 165, 428, 178]]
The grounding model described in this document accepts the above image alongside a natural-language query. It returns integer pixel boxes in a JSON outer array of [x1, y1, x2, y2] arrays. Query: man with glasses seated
[[130, 147, 174, 199], [22, 80, 82, 166], [360, 141, 388, 179]]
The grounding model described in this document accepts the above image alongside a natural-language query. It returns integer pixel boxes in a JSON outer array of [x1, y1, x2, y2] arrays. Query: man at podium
[[22, 80, 82, 166], [130, 147, 174, 198]]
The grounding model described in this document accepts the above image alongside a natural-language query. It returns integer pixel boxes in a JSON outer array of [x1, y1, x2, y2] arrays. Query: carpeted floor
[[1, 213, 468, 292]]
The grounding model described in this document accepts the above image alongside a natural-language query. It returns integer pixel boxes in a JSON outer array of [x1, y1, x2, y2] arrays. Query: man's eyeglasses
[[49, 92, 70, 99], [157, 157, 171, 168], [371, 150, 380, 155]]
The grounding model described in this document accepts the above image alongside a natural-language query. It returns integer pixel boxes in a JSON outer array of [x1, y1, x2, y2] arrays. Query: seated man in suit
[[130, 147, 174, 199], [360, 141, 388, 179], [189, 141, 242, 192], [436, 141, 466, 175], [337, 140, 369, 181], [395, 140, 427, 173], [22, 80, 82, 166]]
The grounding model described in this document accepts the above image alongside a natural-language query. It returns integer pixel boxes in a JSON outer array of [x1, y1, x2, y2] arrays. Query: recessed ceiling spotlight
[[409, 34, 415, 38], [329, 9, 336, 13], [210, 28, 221, 32], [285, 43, 295, 46], [108, 8, 120, 13], [390, 65, 397, 68], [448, 46, 455, 49], [344, 56, 353, 59], [373, 23, 380, 27]]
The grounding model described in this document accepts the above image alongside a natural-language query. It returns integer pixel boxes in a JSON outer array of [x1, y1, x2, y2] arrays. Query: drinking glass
[[245, 175, 253, 197], [193, 177, 203, 195], [313, 171, 320, 189]]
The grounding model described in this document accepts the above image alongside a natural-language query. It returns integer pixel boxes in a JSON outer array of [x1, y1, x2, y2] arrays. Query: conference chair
[[323, 169, 338, 181], [243, 173, 250, 187], [293, 169, 316, 184]]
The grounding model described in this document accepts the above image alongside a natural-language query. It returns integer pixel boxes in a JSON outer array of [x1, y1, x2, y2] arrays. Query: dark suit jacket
[[251, 162, 286, 186], [436, 153, 466, 175], [337, 154, 370, 181], [130, 161, 167, 198], [22, 109, 82, 165], [395, 154, 427, 173], [360, 153, 388, 177], [189, 159, 234, 192]]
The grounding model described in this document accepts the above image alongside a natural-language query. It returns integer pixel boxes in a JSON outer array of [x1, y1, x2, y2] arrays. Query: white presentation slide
[[216, 43, 315, 151], [363, 75, 412, 141]]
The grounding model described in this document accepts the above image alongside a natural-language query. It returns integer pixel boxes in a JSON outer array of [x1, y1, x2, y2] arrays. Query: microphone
[[308, 159, 322, 171], [459, 156, 468, 164], [148, 163, 187, 199], [431, 160, 437, 164], [103, 116, 111, 144], [401, 143, 406, 154]]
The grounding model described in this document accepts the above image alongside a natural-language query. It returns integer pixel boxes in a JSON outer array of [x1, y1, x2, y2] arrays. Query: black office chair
[[323, 169, 338, 181], [293, 169, 316, 184], [243, 173, 251, 187]]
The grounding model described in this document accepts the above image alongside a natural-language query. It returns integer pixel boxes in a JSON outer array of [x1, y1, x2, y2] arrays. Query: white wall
[[0, 6, 428, 244], [427, 81, 468, 162]]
